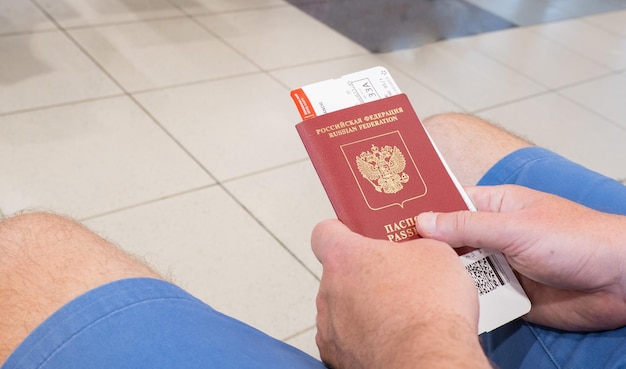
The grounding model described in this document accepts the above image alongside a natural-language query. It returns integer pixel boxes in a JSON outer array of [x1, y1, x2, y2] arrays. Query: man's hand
[[312, 220, 491, 369], [416, 185, 626, 331]]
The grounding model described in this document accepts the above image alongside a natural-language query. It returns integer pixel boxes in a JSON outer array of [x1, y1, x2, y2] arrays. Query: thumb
[[311, 219, 361, 265], [416, 211, 508, 251]]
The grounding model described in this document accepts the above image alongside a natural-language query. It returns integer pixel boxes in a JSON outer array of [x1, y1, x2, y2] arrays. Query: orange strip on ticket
[[290, 88, 317, 120]]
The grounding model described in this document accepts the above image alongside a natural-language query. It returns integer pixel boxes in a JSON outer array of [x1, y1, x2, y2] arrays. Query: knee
[[422, 112, 478, 131], [0, 212, 97, 268], [420, 113, 483, 148], [1, 212, 80, 246], [0, 210, 161, 284], [423, 112, 471, 123], [1, 211, 73, 228]]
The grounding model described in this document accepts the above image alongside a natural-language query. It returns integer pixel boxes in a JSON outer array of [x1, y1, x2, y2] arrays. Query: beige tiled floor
[[1, 0, 625, 358]]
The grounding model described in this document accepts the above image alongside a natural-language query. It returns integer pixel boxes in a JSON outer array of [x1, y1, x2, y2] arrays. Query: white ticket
[[290, 66, 401, 120]]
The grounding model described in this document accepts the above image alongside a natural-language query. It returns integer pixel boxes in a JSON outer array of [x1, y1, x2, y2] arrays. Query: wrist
[[373, 314, 491, 369]]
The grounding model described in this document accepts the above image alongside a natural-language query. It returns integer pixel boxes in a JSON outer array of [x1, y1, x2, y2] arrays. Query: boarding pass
[[290, 66, 402, 120]]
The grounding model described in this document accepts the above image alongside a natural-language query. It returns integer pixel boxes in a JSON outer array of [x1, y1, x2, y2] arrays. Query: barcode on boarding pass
[[465, 256, 510, 295]]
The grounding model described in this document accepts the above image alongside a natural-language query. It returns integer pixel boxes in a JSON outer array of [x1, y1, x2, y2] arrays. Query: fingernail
[[417, 212, 437, 234]]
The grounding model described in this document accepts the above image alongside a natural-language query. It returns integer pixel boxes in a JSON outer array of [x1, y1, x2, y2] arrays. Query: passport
[[296, 93, 470, 245], [293, 68, 530, 333]]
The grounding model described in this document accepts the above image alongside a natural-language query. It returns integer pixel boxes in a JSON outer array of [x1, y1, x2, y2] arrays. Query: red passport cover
[[297, 94, 470, 245]]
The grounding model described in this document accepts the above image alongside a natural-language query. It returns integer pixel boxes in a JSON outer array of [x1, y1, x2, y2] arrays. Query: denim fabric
[[1, 278, 325, 369]]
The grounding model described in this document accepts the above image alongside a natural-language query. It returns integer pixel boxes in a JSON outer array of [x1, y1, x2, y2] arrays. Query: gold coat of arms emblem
[[356, 144, 409, 194]]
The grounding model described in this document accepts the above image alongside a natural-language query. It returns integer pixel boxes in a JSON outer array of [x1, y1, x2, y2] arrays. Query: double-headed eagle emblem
[[356, 144, 409, 194]]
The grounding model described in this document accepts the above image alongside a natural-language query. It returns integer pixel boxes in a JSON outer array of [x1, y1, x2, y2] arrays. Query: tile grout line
[[281, 324, 317, 342], [219, 158, 312, 185], [0, 27, 59, 38], [37, 14, 191, 32], [470, 89, 552, 115], [77, 184, 218, 222], [162, 0, 290, 17], [0, 93, 127, 118]]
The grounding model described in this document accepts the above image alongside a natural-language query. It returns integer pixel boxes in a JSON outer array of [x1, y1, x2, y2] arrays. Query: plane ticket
[[290, 66, 402, 120]]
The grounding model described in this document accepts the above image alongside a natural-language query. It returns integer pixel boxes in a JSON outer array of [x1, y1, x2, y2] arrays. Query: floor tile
[[69, 17, 258, 92], [135, 73, 308, 181], [379, 41, 545, 112], [224, 160, 335, 278], [288, 0, 515, 52], [195, 6, 368, 70], [529, 18, 626, 70], [0, 30, 121, 114], [444, 27, 611, 89], [84, 186, 319, 341], [35, 0, 184, 28], [0, 0, 57, 35], [478, 92, 626, 180], [270, 55, 464, 118], [169, 0, 288, 15], [0, 97, 212, 219], [559, 72, 626, 130], [582, 9, 626, 37]]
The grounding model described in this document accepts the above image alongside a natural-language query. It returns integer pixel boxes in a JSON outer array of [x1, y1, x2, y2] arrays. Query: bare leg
[[422, 113, 533, 186], [0, 212, 162, 364]]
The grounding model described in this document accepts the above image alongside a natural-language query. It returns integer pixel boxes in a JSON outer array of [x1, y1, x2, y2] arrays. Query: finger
[[464, 185, 531, 213], [311, 219, 356, 265], [416, 210, 511, 251]]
